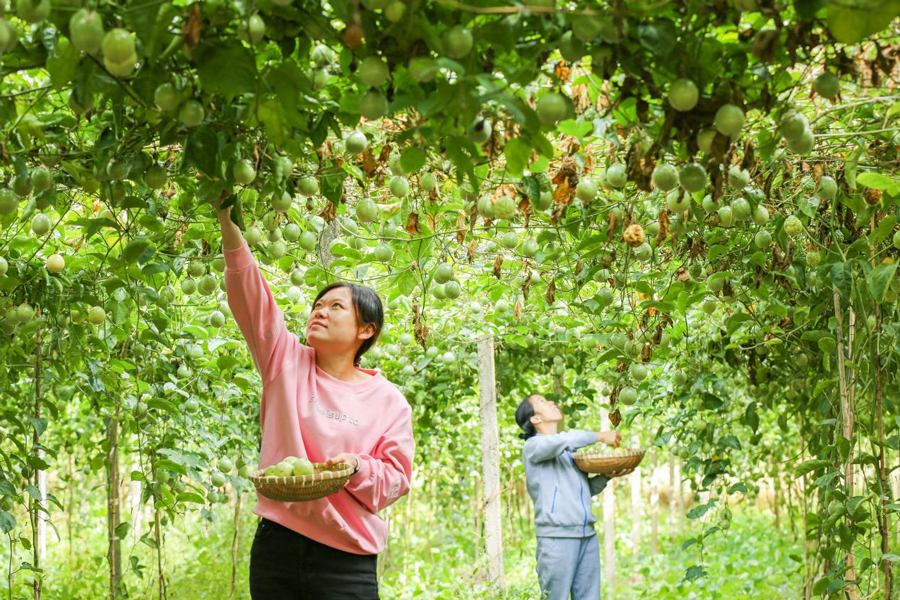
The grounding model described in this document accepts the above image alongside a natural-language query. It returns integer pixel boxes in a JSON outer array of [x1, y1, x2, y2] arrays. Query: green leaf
[[217, 356, 240, 370], [637, 19, 677, 55], [687, 501, 715, 519], [795, 0, 826, 20], [556, 120, 593, 139], [857, 172, 898, 192], [812, 576, 831, 595], [258, 99, 289, 147], [719, 435, 742, 451], [196, 42, 258, 101], [817, 335, 836, 354], [504, 138, 532, 179], [320, 170, 345, 204], [816, 471, 840, 489], [176, 492, 207, 504], [827, 577, 852, 596], [153, 459, 187, 476], [827, 1, 900, 44], [795, 459, 831, 477], [872, 215, 896, 245], [0, 510, 15, 533], [400, 147, 426, 175], [709, 244, 729, 262], [182, 127, 219, 178], [127, 1, 176, 60], [868, 262, 897, 303], [845, 146, 865, 190], [725, 313, 753, 335], [114, 522, 130, 539], [745, 402, 759, 433], [444, 135, 477, 183], [264, 61, 308, 114], [522, 175, 541, 204], [683, 565, 707, 582], [46, 41, 81, 90], [831, 262, 853, 300], [728, 482, 749, 494]]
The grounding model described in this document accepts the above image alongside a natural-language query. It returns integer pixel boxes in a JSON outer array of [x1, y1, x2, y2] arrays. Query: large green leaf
[[831, 262, 853, 300], [868, 262, 897, 303], [400, 147, 427, 175], [0, 510, 15, 533], [182, 126, 219, 178], [504, 138, 531, 178], [827, 0, 900, 44], [857, 172, 898, 193], [196, 41, 258, 101], [46, 41, 81, 90]]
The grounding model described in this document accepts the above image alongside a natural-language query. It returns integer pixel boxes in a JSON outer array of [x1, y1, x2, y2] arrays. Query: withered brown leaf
[[609, 409, 621, 428], [405, 211, 420, 236], [657, 210, 670, 245], [319, 201, 336, 222], [360, 147, 378, 176], [456, 213, 466, 245], [182, 4, 201, 49]]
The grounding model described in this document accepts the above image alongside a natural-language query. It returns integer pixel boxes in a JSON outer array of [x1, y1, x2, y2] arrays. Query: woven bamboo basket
[[572, 448, 645, 475], [250, 463, 353, 502]]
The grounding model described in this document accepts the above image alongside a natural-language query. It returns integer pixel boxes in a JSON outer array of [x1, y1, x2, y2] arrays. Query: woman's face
[[306, 287, 374, 357], [530, 394, 563, 425]]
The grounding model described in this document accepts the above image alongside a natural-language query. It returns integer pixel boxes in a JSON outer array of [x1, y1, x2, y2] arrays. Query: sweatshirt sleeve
[[524, 430, 598, 464], [344, 399, 414, 514], [589, 475, 609, 496], [224, 241, 299, 385]]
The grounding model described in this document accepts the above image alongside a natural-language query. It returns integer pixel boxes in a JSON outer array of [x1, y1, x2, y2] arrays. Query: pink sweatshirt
[[223, 241, 414, 555]]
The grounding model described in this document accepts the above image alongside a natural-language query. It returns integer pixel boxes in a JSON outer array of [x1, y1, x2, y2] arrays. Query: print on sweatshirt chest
[[308, 395, 360, 426]]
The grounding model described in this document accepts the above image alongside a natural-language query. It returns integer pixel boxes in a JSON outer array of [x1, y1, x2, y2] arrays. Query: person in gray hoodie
[[516, 393, 634, 600]]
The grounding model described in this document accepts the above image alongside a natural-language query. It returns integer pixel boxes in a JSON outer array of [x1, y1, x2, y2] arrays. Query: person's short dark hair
[[516, 394, 539, 440], [313, 282, 384, 367]]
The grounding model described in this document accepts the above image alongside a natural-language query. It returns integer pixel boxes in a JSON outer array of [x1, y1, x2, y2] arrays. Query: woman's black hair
[[313, 282, 384, 367], [516, 394, 538, 440]]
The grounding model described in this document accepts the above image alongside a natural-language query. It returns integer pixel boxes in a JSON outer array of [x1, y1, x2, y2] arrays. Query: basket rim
[[571, 448, 646, 460], [249, 462, 353, 486]]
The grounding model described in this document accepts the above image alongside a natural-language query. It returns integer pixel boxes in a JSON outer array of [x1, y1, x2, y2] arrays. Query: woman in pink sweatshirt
[[216, 199, 414, 599]]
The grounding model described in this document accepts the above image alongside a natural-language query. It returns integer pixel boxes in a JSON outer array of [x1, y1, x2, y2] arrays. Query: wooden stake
[[874, 302, 892, 598], [600, 406, 615, 591], [668, 454, 676, 544], [155, 508, 167, 600], [650, 453, 659, 555], [630, 467, 641, 553], [677, 460, 685, 535], [230, 493, 242, 600], [32, 307, 43, 600], [477, 335, 503, 588], [106, 406, 121, 600], [833, 289, 858, 599]]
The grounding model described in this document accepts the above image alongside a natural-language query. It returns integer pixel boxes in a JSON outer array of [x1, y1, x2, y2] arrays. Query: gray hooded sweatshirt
[[523, 430, 609, 538]]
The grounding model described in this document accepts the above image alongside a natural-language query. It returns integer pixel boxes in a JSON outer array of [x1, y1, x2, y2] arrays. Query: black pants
[[249, 518, 379, 599]]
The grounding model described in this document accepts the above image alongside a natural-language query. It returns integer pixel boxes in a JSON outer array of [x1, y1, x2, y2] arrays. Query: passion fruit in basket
[[251, 456, 353, 502], [571, 448, 645, 476]]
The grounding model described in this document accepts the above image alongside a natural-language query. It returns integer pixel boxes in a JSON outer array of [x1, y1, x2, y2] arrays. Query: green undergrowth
[[0, 494, 801, 599]]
